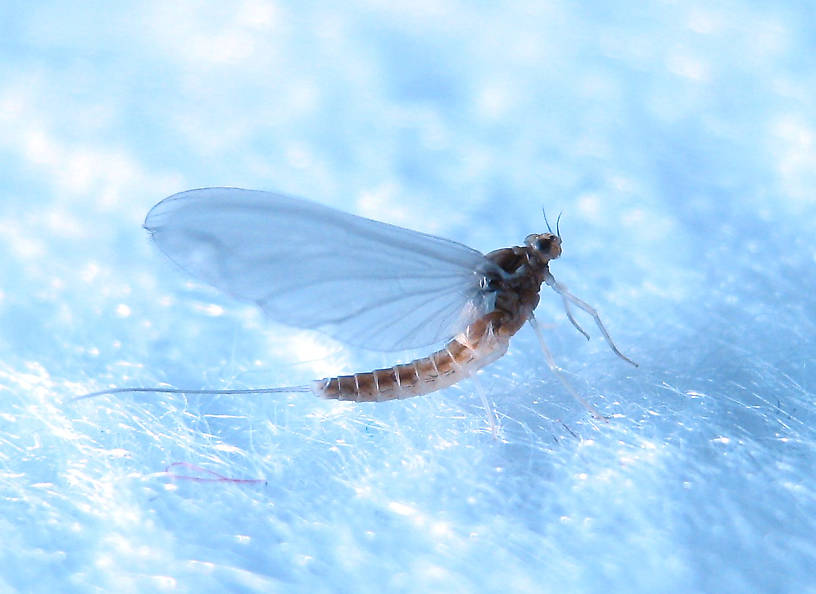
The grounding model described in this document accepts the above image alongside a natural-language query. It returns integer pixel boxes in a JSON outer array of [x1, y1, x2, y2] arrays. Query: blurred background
[[1, 1, 815, 592]]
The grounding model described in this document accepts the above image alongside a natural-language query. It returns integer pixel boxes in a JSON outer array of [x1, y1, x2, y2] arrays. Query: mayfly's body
[[317, 237, 566, 402], [77, 188, 636, 432]]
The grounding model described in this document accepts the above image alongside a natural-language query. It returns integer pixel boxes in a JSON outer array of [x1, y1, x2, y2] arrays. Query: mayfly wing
[[145, 188, 502, 352]]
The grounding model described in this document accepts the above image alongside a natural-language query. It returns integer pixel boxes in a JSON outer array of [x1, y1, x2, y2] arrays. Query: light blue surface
[[1, 2, 815, 592]]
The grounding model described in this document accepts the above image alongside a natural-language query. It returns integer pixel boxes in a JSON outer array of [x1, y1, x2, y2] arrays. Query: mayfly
[[77, 188, 637, 433]]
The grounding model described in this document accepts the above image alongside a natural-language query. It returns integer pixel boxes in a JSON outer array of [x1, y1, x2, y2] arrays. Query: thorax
[[482, 245, 549, 339]]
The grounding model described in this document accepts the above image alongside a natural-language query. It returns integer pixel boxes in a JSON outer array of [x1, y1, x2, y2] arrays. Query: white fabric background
[[1, 2, 814, 592]]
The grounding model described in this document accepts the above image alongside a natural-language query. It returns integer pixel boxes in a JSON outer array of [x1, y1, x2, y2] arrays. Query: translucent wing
[[145, 188, 501, 351]]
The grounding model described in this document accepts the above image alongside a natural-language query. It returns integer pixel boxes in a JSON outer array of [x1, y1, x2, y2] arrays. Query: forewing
[[144, 188, 499, 351]]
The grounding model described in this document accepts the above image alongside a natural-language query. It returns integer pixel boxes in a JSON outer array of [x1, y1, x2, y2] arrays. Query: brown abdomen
[[313, 331, 508, 402]]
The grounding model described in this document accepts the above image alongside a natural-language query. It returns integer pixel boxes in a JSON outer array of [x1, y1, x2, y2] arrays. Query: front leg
[[544, 271, 638, 367]]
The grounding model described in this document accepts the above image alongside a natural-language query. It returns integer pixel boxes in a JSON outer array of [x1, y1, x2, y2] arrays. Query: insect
[[77, 187, 636, 434]]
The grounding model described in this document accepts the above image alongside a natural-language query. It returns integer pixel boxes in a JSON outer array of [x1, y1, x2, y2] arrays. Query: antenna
[[542, 209, 553, 234]]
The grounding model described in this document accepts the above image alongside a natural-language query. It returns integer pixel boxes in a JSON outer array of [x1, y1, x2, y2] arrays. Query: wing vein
[[146, 188, 495, 351]]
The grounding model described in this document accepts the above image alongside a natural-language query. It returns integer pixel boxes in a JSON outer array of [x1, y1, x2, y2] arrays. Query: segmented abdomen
[[313, 325, 508, 402]]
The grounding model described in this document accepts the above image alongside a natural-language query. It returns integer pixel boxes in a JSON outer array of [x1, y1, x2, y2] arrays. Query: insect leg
[[544, 272, 638, 367], [561, 296, 591, 341], [528, 314, 605, 420], [470, 373, 499, 439], [442, 338, 499, 438]]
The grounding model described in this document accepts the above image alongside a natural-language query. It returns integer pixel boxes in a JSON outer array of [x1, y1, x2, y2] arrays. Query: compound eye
[[535, 237, 551, 252]]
